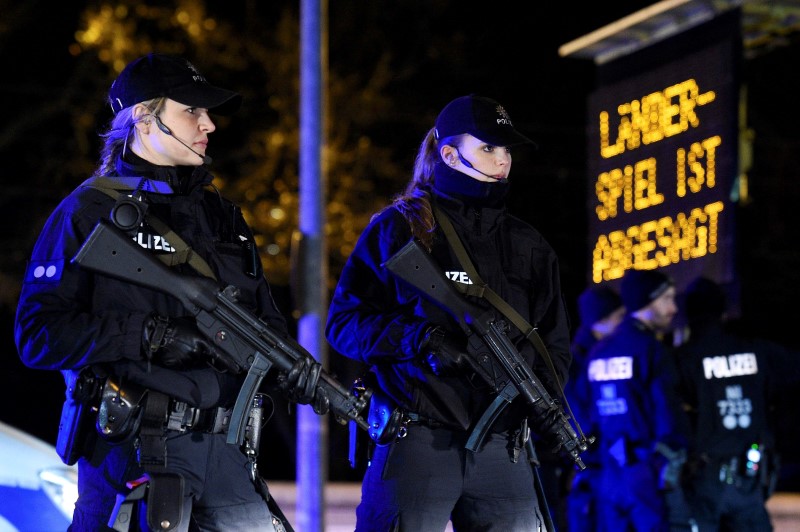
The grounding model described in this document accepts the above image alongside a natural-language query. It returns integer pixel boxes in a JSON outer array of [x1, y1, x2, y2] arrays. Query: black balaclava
[[432, 159, 510, 208]]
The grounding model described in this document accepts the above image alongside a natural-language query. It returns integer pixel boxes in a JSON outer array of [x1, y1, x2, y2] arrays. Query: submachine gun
[[384, 239, 593, 470], [72, 221, 370, 448]]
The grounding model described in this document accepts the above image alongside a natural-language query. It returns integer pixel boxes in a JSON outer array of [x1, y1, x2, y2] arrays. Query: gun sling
[[432, 204, 560, 532], [82, 176, 217, 280], [433, 205, 558, 384], [432, 203, 585, 438]]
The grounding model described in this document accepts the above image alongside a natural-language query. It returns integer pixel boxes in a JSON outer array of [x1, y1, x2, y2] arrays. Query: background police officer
[[585, 269, 690, 531], [561, 285, 624, 531], [674, 277, 800, 531]]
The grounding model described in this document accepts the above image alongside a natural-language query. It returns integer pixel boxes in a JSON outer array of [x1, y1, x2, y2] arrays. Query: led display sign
[[586, 15, 739, 290]]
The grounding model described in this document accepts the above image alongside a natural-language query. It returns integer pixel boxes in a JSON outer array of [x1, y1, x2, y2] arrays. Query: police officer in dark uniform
[[562, 285, 624, 532], [14, 53, 327, 531], [674, 277, 800, 531], [325, 94, 573, 531], [585, 269, 689, 532]]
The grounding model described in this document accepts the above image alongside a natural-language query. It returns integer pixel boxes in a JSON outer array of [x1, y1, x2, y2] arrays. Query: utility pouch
[[739, 442, 779, 498], [97, 378, 147, 441], [146, 473, 184, 531], [56, 367, 103, 465], [108, 473, 184, 532]]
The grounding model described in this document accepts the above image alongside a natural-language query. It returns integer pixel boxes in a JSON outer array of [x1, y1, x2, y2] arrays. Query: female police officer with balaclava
[[326, 94, 574, 531]]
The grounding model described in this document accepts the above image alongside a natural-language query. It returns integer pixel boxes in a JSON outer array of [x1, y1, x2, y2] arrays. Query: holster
[[348, 373, 404, 469], [56, 367, 103, 465], [255, 476, 294, 532], [96, 377, 147, 441], [367, 388, 405, 446], [763, 450, 780, 499]]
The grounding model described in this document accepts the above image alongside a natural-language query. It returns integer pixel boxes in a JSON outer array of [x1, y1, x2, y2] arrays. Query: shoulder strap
[[432, 204, 536, 336], [82, 176, 217, 280], [82, 176, 175, 195], [432, 203, 564, 397]]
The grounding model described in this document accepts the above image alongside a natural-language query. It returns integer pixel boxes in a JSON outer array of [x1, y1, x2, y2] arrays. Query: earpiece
[[148, 114, 212, 165]]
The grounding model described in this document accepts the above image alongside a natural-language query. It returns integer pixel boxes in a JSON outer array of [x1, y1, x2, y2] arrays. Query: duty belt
[[166, 400, 232, 434], [406, 412, 445, 429], [138, 391, 233, 470]]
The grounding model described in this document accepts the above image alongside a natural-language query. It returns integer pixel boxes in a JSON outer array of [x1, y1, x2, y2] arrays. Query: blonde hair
[[94, 97, 167, 177]]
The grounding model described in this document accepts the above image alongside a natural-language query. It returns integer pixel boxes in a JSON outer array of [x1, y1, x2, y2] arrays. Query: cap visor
[[169, 84, 242, 115], [476, 129, 538, 149]]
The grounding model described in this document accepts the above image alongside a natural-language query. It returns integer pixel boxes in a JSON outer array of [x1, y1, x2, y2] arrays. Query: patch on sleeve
[[25, 259, 65, 283]]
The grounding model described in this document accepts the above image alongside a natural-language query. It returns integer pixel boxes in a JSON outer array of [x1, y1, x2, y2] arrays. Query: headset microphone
[[456, 150, 473, 169], [153, 115, 212, 165], [455, 150, 503, 180]]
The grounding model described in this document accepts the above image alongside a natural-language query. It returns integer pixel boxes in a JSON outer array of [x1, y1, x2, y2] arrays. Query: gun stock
[[384, 239, 591, 470], [73, 221, 369, 446]]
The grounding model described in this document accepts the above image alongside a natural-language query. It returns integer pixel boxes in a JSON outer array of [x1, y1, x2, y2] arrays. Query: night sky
[[3, 0, 800, 484]]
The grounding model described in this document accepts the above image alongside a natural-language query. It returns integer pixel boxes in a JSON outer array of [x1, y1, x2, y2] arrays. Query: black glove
[[280, 356, 330, 415], [417, 326, 471, 377], [142, 315, 223, 370]]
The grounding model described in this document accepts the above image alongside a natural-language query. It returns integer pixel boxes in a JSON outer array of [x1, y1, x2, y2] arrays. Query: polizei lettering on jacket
[[445, 271, 473, 285], [134, 231, 175, 252], [587, 356, 634, 382], [702, 352, 758, 379]]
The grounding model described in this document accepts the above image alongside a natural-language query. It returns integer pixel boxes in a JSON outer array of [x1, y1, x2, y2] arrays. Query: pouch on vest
[[108, 473, 184, 532], [146, 473, 184, 531]]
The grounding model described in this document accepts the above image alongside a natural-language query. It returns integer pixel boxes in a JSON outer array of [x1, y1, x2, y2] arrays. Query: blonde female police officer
[[326, 94, 573, 531], [14, 53, 327, 531]]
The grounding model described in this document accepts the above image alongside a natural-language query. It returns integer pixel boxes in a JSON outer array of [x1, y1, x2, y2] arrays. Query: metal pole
[[296, 0, 328, 530]]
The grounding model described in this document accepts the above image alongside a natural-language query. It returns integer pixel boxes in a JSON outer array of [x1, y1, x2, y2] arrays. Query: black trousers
[[684, 465, 772, 532], [69, 431, 280, 531], [355, 424, 546, 532]]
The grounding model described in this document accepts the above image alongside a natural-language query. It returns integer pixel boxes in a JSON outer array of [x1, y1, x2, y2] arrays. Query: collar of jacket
[[627, 315, 657, 335], [115, 150, 213, 195], [432, 159, 509, 208]]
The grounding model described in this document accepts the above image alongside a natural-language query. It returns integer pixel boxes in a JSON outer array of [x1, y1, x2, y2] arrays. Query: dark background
[[2, 0, 800, 486]]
